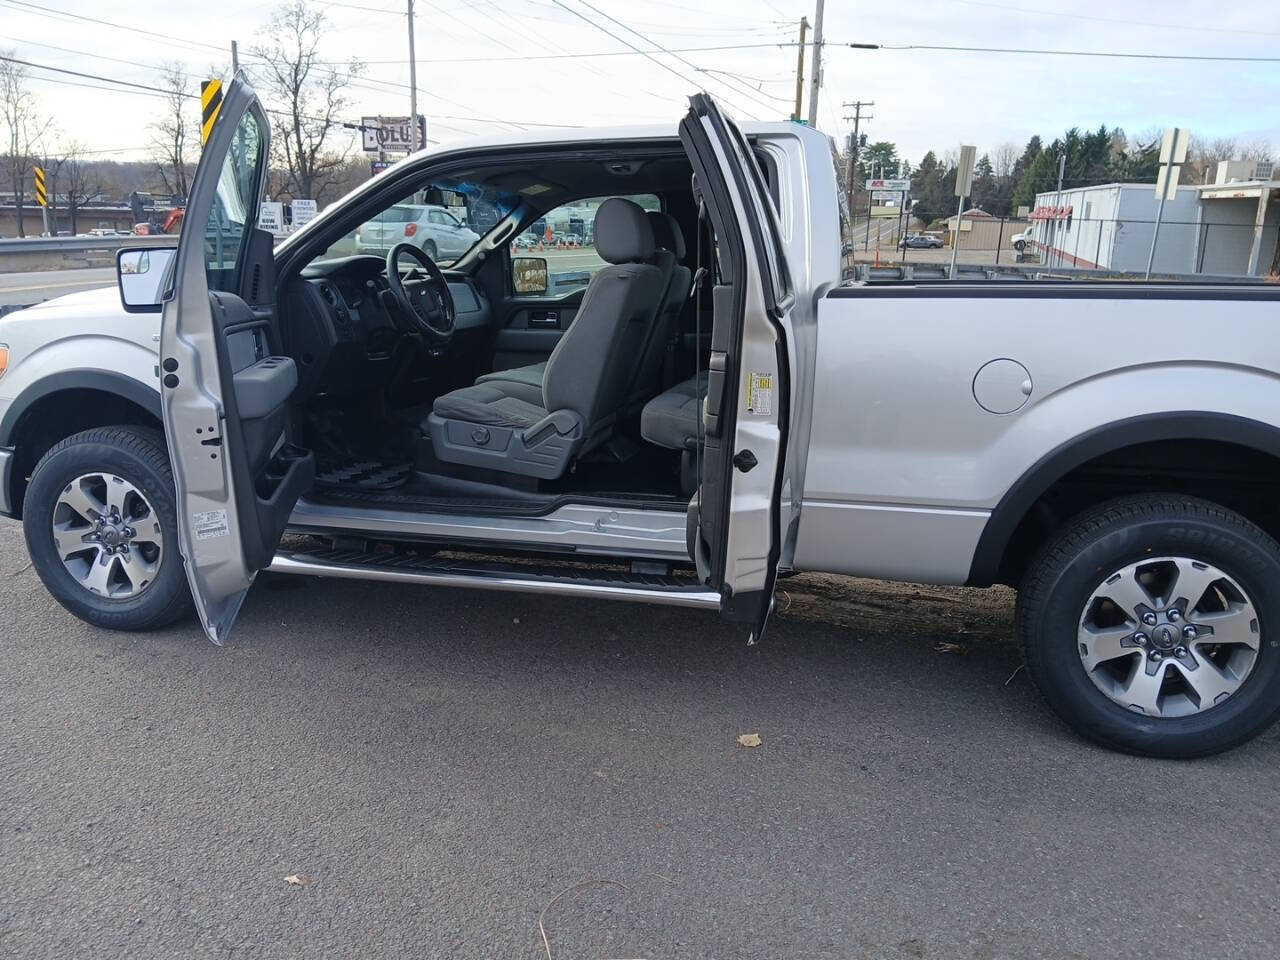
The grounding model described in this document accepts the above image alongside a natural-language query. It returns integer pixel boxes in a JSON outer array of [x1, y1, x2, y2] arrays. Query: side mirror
[[117, 246, 176, 313], [512, 256, 548, 295]]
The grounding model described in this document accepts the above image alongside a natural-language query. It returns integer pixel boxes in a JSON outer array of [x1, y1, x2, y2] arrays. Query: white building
[[1025, 183, 1199, 274], [1027, 161, 1279, 277], [1193, 161, 1279, 276]]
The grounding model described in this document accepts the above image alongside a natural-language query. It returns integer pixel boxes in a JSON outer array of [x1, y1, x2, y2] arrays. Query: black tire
[[1013, 239, 1026, 252], [23, 426, 192, 632], [1017, 494, 1280, 758], [422, 239, 438, 260]]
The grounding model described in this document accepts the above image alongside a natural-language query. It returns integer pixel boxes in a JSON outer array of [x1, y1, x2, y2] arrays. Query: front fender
[[0, 335, 161, 446]]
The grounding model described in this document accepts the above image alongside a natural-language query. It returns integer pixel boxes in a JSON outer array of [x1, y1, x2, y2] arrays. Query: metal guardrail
[[843, 261, 1271, 285], [0, 234, 175, 254]]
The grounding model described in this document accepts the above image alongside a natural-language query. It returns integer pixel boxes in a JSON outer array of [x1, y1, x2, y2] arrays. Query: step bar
[[266, 549, 722, 610]]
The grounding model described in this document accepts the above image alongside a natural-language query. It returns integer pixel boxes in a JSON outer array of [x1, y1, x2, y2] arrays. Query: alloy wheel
[[51, 472, 164, 599], [1077, 556, 1261, 718]]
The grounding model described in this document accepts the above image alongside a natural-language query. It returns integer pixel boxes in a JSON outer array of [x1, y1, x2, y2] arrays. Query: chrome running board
[[266, 548, 721, 610]]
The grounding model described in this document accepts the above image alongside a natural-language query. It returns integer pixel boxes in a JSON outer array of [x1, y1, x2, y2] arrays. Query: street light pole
[[806, 0, 824, 128], [407, 0, 420, 152]]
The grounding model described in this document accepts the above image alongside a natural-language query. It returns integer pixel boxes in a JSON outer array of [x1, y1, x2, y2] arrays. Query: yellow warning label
[[747, 372, 773, 416]]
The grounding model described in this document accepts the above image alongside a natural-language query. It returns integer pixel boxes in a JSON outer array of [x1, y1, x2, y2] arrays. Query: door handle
[[528, 311, 560, 328]]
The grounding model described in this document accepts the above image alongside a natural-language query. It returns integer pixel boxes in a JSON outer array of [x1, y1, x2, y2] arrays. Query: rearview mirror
[[512, 256, 548, 295], [117, 246, 177, 313]]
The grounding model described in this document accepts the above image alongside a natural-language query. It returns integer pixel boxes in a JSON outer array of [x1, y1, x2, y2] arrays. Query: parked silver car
[[354, 203, 479, 262]]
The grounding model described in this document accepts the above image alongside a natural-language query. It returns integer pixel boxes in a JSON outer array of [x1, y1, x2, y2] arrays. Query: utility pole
[[842, 100, 873, 247], [231, 40, 239, 72], [791, 17, 808, 122], [407, 0, 420, 152], [806, 0, 824, 128]]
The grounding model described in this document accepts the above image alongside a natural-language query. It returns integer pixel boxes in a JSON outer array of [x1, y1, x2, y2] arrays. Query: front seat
[[475, 210, 686, 409], [426, 198, 667, 479], [624, 211, 693, 411]]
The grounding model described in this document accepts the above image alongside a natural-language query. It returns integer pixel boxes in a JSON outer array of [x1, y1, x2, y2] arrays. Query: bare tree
[[992, 141, 1018, 182], [148, 61, 195, 199], [0, 53, 52, 236], [1240, 137, 1274, 162], [251, 0, 363, 203], [1184, 135, 1238, 184], [61, 140, 102, 234]]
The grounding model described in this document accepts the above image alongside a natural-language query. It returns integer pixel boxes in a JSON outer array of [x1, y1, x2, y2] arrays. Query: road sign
[[1153, 127, 1190, 201], [871, 190, 902, 202], [361, 116, 427, 154], [1147, 127, 1191, 279], [33, 166, 47, 207], [867, 178, 909, 192], [201, 78, 223, 145], [954, 145, 977, 198], [258, 201, 284, 233], [370, 160, 393, 176], [291, 198, 318, 228]]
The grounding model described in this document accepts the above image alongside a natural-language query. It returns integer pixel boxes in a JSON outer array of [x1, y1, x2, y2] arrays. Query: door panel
[[160, 73, 314, 644], [679, 94, 793, 641], [492, 293, 583, 370]]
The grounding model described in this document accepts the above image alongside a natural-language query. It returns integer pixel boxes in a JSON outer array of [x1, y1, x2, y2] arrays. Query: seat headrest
[[595, 198, 655, 264], [645, 211, 686, 260]]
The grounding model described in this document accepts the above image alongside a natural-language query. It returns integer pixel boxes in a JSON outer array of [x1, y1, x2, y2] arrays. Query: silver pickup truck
[[1, 76, 1277, 758]]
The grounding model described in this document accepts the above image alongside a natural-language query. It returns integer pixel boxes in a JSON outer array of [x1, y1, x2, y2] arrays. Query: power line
[[569, 0, 785, 115], [547, 0, 756, 119], [846, 41, 1280, 63], [550, 0, 775, 119], [946, 0, 1280, 39], [0, 0, 228, 54], [284, 41, 811, 66]]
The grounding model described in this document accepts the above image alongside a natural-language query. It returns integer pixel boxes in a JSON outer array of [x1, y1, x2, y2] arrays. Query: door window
[[204, 108, 265, 293], [511, 193, 659, 297]]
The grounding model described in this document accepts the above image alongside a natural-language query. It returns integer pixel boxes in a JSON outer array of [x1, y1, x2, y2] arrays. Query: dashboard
[[287, 254, 491, 399]]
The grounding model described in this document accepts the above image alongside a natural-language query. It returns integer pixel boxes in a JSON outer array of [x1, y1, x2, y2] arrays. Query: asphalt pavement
[[0, 267, 116, 307], [2, 518, 1278, 959]]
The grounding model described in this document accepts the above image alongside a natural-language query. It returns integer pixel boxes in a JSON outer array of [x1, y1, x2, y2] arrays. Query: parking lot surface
[[2, 517, 1277, 959]]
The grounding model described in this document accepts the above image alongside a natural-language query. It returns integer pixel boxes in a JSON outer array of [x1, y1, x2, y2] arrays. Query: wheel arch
[[967, 412, 1280, 587], [2, 372, 163, 519]]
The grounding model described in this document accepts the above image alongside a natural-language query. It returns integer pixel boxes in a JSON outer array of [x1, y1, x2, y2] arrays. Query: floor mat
[[313, 458, 414, 490]]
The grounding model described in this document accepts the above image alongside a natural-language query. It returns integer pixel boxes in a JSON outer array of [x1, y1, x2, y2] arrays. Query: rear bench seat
[[640, 373, 707, 495]]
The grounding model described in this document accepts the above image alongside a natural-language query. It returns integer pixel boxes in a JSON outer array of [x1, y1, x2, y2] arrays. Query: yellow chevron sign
[[200, 78, 223, 144], [33, 165, 47, 207]]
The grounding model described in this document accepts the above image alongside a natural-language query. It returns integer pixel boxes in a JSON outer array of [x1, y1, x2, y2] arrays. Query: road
[[0, 266, 115, 306], [2, 521, 1277, 959]]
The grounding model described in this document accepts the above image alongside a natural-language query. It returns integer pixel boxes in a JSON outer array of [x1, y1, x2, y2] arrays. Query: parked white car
[[354, 203, 479, 262]]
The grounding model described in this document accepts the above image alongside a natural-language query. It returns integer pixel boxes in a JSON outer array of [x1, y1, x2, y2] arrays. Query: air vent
[[317, 283, 336, 306], [249, 263, 261, 302]]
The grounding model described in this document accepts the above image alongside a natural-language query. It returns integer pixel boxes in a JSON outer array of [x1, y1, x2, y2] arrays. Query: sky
[[1, 0, 1277, 169]]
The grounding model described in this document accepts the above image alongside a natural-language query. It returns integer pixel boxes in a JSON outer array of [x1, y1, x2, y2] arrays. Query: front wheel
[[1017, 495, 1280, 757], [23, 426, 192, 632]]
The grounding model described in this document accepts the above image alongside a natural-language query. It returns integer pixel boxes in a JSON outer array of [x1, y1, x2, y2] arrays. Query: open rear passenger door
[[679, 94, 794, 641], [159, 73, 315, 643]]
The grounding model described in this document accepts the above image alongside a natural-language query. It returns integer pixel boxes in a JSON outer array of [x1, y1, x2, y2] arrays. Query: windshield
[[318, 178, 520, 267]]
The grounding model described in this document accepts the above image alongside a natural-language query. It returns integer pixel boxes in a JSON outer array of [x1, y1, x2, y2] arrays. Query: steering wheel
[[385, 241, 456, 342]]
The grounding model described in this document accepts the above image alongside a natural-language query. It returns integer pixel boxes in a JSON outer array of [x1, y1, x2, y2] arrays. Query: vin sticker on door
[[747, 373, 773, 416], [193, 509, 230, 541]]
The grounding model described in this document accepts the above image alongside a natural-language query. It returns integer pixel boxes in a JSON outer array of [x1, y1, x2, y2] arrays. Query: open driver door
[[159, 72, 315, 643]]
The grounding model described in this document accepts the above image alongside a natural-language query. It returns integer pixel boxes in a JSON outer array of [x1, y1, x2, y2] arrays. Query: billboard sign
[[361, 116, 427, 154], [867, 178, 909, 191]]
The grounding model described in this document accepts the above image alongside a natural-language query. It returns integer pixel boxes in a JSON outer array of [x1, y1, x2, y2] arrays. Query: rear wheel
[[23, 426, 192, 632], [422, 239, 438, 260], [1017, 495, 1280, 757]]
